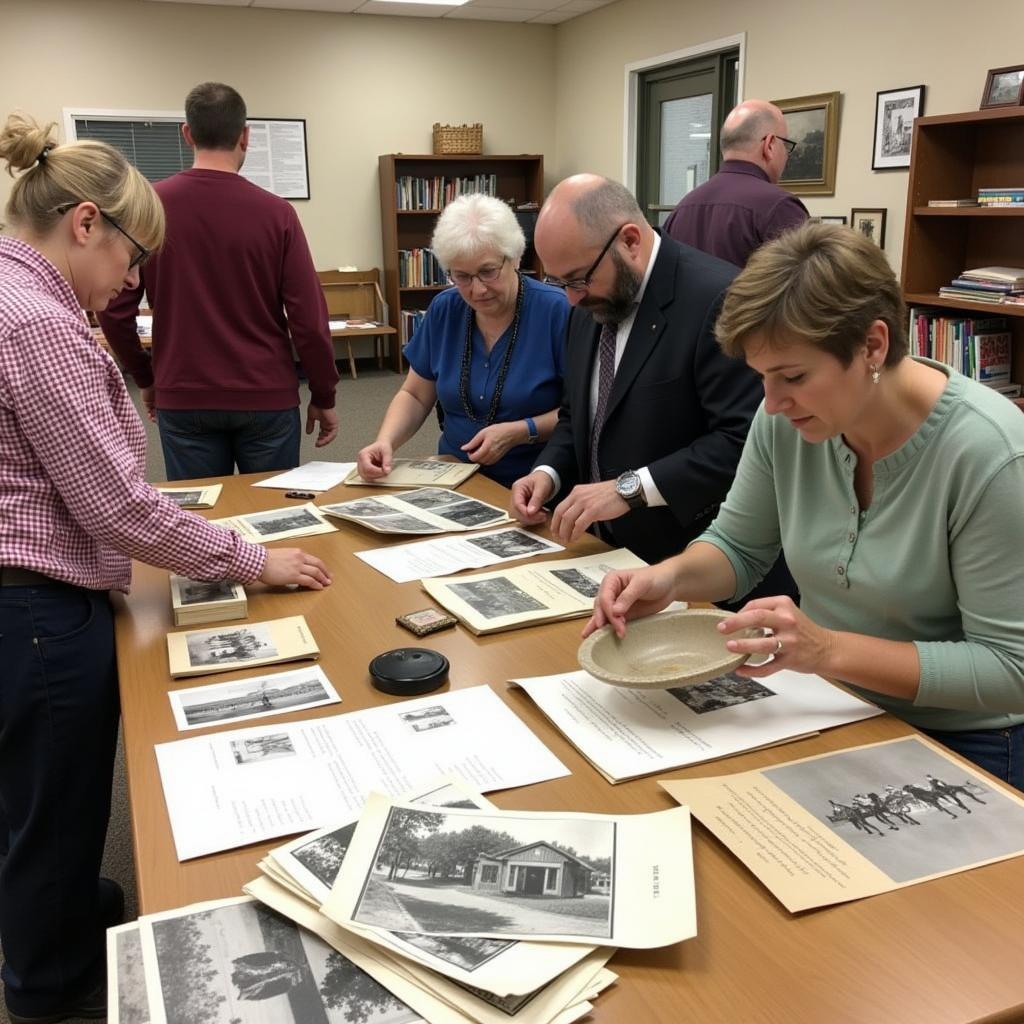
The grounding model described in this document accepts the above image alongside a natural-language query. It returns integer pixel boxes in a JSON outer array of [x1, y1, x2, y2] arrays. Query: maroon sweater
[[100, 169, 337, 410]]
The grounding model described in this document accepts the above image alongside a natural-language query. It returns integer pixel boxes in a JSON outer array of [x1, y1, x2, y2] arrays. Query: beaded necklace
[[458, 273, 525, 425]]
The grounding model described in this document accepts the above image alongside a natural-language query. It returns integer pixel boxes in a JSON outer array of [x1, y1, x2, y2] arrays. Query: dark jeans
[[0, 585, 119, 1017], [922, 723, 1024, 793], [157, 408, 301, 481]]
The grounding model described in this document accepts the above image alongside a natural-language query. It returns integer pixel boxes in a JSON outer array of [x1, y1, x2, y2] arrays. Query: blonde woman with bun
[[0, 114, 331, 1023]]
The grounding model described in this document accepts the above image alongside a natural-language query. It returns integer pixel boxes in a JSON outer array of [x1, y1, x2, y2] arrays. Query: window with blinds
[[72, 118, 187, 183]]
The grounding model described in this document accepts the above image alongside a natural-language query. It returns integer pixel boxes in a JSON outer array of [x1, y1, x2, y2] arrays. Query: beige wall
[[0, 0, 557, 272], [553, 0, 1023, 270]]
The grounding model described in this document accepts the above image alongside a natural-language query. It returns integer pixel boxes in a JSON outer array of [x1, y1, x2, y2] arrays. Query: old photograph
[[550, 568, 599, 599], [780, 105, 826, 181], [292, 822, 357, 890], [164, 490, 202, 507], [399, 705, 455, 733], [186, 625, 277, 668], [329, 497, 393, 518], [170, 667, 338, 730], [763, 736, 1024, 882], [666, 672, 776, 714], [395, 488, 463, 510], [466, 529, 551, 560], [352, 808, 615, 939], [146, 898, 421, 1024], [447, 578, 546, 619], [177, 579, 238, 606], [432, 501, 507, 528], [872, 84, 926, 170], [230, 732, 297, 765], [245, 508, 322, 537], [109, 924, 149, 1024]]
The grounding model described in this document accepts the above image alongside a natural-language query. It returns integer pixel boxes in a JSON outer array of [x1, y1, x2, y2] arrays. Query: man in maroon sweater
[[100, 82, 338, 480]]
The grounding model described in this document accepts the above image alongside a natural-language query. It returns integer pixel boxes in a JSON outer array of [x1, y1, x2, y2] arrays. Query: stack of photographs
[[321, 488, 511, 536], [169, 574, 247, 627], [211, 502, 338, 543], [157, 483, 223, 508]]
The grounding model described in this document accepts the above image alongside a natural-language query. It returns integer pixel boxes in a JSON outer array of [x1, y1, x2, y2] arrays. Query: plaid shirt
[[0, 237, 265, 592]]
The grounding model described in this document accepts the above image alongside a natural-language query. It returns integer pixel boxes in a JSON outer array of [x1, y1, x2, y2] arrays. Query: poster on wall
[[241, 117, 310, 200]]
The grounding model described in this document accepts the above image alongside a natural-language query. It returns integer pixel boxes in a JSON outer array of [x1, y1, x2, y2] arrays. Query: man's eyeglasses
[[764, 133, 798, 156], [56, 202, 151, 270], [448, 256, 507, 288], [543, 224, 626, 293]]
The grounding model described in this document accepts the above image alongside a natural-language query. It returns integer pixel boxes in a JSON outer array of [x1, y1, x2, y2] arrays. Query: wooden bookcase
[[378, 153, 544, 372], [901, 106, 1024, 396]]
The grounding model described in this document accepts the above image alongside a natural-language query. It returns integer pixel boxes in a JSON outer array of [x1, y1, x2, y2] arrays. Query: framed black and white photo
[[872, 85, 924, 170], [772, 91, 841, 196], [980, 65, 1024, 109], [850, 207, 887, 248], [814, 215, 847, 225]]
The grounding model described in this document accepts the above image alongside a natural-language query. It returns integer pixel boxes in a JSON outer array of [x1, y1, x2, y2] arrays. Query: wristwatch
[[615, 469, 647, 510]]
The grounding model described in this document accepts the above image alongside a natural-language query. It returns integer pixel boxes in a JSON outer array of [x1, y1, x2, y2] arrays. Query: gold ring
[[774, 637, 784, 655]]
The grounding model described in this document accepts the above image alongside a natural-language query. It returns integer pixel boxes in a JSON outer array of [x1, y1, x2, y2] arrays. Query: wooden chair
[[316, 269, 392, 379]]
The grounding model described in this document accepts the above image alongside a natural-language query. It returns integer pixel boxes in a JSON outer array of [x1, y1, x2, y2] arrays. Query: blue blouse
[[403, 275, 569, 488]]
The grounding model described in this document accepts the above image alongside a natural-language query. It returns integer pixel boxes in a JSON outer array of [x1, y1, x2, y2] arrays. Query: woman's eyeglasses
[[448, 257, 507, 288], [56, 202, 151, 270]]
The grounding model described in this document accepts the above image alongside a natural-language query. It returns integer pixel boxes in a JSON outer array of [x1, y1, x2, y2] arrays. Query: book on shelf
[[947, 277, 1020, 293], [927, 199, 979, 207], [166, 615, 319, 679], [976, 188, 1024, 206], [398, 247, 446, 288], [170, 575, 247, 627], [938, 287, 1007, 304], [908, 308, 1013, 385], [421, 548, 648, 635], [994, 382, 1022, 398], [395, 173, 498, 211], [399, 308, 426, 342], [960, 266, 1024, 286]]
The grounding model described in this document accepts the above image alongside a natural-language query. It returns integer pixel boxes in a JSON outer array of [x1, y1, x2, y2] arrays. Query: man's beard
[[580, 249, 642, 324]]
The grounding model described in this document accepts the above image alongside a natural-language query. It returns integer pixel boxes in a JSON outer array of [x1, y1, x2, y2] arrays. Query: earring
[[870, 364, 881, 385]]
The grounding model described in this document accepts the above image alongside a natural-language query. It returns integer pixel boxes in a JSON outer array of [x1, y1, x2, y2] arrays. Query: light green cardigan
[[699, 359, 1024, 731]]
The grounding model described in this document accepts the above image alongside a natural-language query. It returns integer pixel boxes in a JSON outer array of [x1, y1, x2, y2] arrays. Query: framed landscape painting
[[872, 85, 924, 170], [980, 65, 1024, 109], [773, 91, 841, 196]]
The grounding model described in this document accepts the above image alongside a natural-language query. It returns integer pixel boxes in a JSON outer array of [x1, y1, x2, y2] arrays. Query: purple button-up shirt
[[0, 236, 265, 592], [664, 160, 808, 268]]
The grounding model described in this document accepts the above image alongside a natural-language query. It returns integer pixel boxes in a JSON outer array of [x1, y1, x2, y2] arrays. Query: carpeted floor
[[1, 363, 439, 1023]]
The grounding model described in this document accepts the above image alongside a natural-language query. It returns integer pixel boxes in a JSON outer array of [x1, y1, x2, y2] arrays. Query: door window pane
[[659, 95, 712, 224]]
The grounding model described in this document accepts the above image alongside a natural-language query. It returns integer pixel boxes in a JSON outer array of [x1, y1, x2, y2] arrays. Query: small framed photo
[[872, 85, 925, 170], [850, 208, 887, 248], [815, 215, 847, 225], [980, 65, 1024, 109]]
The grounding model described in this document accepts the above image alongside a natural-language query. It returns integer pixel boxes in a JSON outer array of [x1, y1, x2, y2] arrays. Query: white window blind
[[72, 118, 187, 184]]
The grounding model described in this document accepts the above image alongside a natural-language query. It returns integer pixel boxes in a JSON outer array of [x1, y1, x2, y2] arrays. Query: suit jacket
[[536, 235, 763, 566]]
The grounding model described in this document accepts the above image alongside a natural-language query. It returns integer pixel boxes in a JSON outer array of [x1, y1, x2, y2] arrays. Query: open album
[[421, 548, 647, 634], [166, 615, 319, 679], [321, 487, 511, 535], [156, 483, 223, 509], [344, 458, 479, 489], [210, 501, 338, 542], [169, 574, 247, 627]]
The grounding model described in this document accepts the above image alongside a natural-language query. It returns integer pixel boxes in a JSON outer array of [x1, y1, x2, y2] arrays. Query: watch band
[[525, 416, 539, 443]]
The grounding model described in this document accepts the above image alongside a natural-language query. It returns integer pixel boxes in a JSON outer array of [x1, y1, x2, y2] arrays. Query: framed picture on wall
[[771, 91, 841, 196], [980, 65, 1024, 109], [850, 208, 887, 248], [872, 85, 925, 170], [814, 215, 847, 225]]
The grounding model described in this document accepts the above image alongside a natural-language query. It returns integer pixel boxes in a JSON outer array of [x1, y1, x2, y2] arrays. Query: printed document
[[253, 461, 356, 491]]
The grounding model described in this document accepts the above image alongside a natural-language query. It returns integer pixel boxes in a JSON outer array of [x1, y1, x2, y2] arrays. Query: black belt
[[0, 567, 58, 587]]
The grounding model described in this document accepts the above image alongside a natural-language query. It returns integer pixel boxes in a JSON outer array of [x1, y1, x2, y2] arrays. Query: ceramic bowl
[[577, 608, 759, 690]]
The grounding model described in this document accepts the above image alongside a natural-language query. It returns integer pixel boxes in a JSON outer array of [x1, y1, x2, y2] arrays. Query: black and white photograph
[[762, 736, 1024, 883], [109, 924, 149, 1024], [352, 808, 615, 939], [230, 732, 297, 764], [550, 568, 599, 599], [980, 64, 1024, 109], [244, 507, 323, 537], [186, 624, 277, 668], [466, 529, 552, 560], [164, 489, 203, 507], [872, 85, 924, 169], [169, 666, 340, 731], [432, 500, 508, 528], [291, 822, 357, 890], [773, 91, 840, 195], [850, 207, 887, 248], [666, 672, 776, 714], [146, 898, 421, 1024], [377, 515, 443, 534], [177, 579, 238, 606], [399, 705, 455, 733], [447, 577, 546, 619], [329, 497, 393, 518], [396, 488, 463, 510]]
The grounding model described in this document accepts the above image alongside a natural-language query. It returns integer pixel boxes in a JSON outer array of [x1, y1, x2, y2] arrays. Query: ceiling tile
[[466, 0, 563, 9], [526, 9, 573, 21], [354, 0, 459, 14], [444, 5, 537, 19], [143, 0, 252, 6], [251, 0, 362, 10]]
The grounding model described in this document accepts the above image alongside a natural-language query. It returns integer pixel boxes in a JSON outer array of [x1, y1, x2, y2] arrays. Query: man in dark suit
[[510, 174, 794, 598]]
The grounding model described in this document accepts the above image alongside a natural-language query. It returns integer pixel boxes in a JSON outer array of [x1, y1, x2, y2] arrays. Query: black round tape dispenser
[[369, 647, 449, 697]]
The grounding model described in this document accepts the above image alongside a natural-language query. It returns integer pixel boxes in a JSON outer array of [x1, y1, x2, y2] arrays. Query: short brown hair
[[715, 221, 907, 367], [0, 112, 164, 249], [184, 82, 246, 150]]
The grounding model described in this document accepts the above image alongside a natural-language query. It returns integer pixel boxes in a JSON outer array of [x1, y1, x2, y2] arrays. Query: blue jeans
[[922, 723, 1024, 793], [157, 408, 301, 481], [0, 584, 119, 1017]]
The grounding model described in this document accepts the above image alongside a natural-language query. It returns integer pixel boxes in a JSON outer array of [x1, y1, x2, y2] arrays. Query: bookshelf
[[901, 106, 1024, 400], [378, 153, 544, 372]]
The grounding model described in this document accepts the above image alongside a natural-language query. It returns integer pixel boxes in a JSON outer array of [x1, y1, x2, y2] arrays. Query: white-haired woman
[[357, 194, 568, 488]]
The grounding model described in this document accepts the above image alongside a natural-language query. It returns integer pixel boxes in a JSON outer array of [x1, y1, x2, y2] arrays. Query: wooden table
[[115, 472, 1024, 1024]]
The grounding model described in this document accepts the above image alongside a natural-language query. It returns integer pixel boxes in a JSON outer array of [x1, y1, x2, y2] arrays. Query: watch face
[[617, 471, 641, 498]]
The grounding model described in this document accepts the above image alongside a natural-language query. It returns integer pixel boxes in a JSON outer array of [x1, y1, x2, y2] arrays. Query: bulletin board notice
[[241, 118, 310, 200]]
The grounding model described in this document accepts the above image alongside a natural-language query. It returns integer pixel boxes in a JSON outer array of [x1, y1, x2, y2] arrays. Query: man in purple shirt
[[664, 99, 808, 268]]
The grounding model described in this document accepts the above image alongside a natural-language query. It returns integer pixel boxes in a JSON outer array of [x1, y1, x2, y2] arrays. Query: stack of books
[[977, 187, 1024, 207], [395, 173, 499, 211], [908, 308, 1017, 393], [169, 575, 247, 627], [927, 198, 979, 207], [399, 307, 427, 341], [939, 266, 1024, 305], [398, 247, 447, 287]]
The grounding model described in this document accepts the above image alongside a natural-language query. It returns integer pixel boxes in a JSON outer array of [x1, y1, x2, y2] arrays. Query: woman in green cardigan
[[586, 222, 1024, 789]]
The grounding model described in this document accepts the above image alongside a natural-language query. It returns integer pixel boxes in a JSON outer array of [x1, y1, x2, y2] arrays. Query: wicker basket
[[432, 122, 483, 155]]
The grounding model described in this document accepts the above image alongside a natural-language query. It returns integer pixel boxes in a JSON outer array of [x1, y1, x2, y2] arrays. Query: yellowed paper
[[156, 483, 222, 508], [322, 488, 511, 536], [169, 574, 246, 627], [345, 458, 479, 489], [210, 501, 338, 542]]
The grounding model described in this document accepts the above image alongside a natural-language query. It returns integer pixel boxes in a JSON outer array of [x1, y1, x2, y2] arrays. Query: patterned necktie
[[588, 321, 619, 483]]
